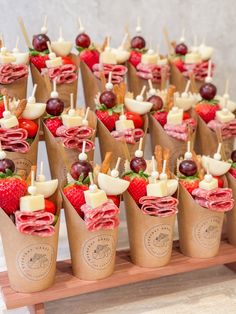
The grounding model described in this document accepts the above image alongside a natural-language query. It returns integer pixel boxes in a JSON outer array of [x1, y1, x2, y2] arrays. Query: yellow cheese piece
[[115, 119, 134, 131], [199, 178, 218, 191], [167, 108, 183, 125], [147, 180, 168, 197], [46, 57, 63, 68], [100, 50, 117, 65], [84, 189, 108, 209], [216, 110, 235, 123], [0, 54, 16, 64], [141, 53, 158, 65], [61, 114, 83, 127], [0, 115, 19, 129], [20, 195, 45, 212], [185, 52, 202, 64]]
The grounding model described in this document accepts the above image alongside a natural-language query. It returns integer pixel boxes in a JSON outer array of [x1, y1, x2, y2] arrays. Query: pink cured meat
[[60, 64, 76, 73], [46, 64, 77, 85], [0, 64, 28, 84], [164, 119, 196, 142], [195, 199, 234, 212], [48, 67, 61, 78], [1, 140, 29, 153], [0, 127, 29, 153], [92, 63, 127, 84], [81, 200, 120, 231], [207, 119, 236, 139], [192, 188, 232, 201], [183, 61, 215, 81], [0, 127, 28, 140], [139, 196, 178, 217], [62, 138, 94, 152], [93, 71, 124, 84], [15, 210, 55, 237], [136, 63, 170, 83], [111, 128, 144, 144]]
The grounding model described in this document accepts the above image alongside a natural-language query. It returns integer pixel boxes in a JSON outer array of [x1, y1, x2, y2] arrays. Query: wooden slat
[[1, 240, 236, 310]]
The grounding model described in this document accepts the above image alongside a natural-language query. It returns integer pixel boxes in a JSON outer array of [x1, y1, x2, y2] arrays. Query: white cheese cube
[[0, 54, 16, 64], [185, 52, 202, 64], [216, 110, 235, 123], [0, 115, 19, 129], [199, 178, 218, 191], [100, 51, 117, 65], [141, 53, 158, 65], [175, 97, 196, 111], [84, 189, 108, 209], [167, 107, 183, 125], [115, 119, 134, 131], [62, 114, 83, 127], [20, 195, 45, 212], [147, 180, 168, 197], [46, 57, 63, 68]]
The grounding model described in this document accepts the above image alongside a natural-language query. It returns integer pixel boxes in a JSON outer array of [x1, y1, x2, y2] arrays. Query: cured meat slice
[[46, 64, 77, 84], [195, 199, 234, 212], [0, 64, 28, 84], [86, 217, 119, 232], [192, 187, 232, 202], [0, 127, 28, 140], [111, 128, 144, 144], [16, 224, 55, 237], [1, 140, 29, 153], [135, 63, 170, 83], [207, 119, 236, 139], [139, 196, 178, 217], [0, 127, 30, 153], [164, 119, 196, 141], [60, 64, 76, 73], [92, 63, 127, 83], [62, 138, 95, 152]]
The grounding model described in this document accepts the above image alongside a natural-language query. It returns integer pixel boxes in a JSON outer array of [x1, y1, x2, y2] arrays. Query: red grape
[[75, 33, 91, 48], [32, 34, 50, 52], [199, 83, 217, 101], [130, 157, 147, 173], [231, 150, 236, 162], [46, 98, 65, 116], [179, 160, 197, 176], [0, 158, 15, 173], [99, 91, 116, 108], [131, 36, 146, 50], [147, 95, 163, 111], [175, 43, 188, 55], [70, 160, 93, 181]]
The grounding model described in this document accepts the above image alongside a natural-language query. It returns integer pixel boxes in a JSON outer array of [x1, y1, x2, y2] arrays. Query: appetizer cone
[[0, 76, 28, 100], [226, 172, 236, 245], [123, 191, 176, 267], [0, 190, 61, 293]]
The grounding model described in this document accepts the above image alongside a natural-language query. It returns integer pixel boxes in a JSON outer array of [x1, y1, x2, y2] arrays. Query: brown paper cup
[[178, 184, 224, 258], [97, 115, 148, 170], [5, 121, 40, 178], [226, 173, 236, 245], [0, 76, 28, 100], [194, 114, 234, 158], [0, 191, 61, 293], [170, 61, 203, 93], [43, 111, 97, 182], [30, 53, 79, 107], [62, 189, 118, 280], [149, 114, 196, 173], [123, 192, 176, 267]]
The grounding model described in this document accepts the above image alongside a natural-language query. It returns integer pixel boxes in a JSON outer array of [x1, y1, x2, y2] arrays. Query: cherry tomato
[[61, 56, 74, 65], [107, 195, 120, 207], [183, 112, 190, 120], [44, 199, 57, 215], [213, 176, 224, 188], [18, 118, 38, 138], [124, 112, 143, 128]]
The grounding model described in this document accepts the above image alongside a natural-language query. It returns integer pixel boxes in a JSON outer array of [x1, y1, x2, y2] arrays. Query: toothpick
[[180, 28, 185, 42], [70, 93, 74, 110], [108, 71, 112, 84], [207, 60, 212, 78], [148, 79, 153, 90], [152, 155, 157, 183], [163, 27, 173, 55], [115, 157, 121, 171], [140, 86, 146, 97], [89, 172, 94, 185], [106, 36, 110, 48], [1, 34, 4, 47], [138, 137, 143, 151], [206, 162, 210, 176], [47, 41, 52, 53], [53, 80, 57, 92], [15, 36, 20, 50], [3, 96, 8, 111], [120, 33, 128, 49], [17, 17, 32, 48], [31, 84, 37, 98], [121, 104, 124, 116], [43, 15, 47, 30], [187, 140, 191, 153], [184, 80, 191, 94], [40, 161, 44, 176], [136, 16, 141, 33], [59, 27, 63, 39], [224, 79, 229, 95], [84, 107, 90, 120], [82, 140, 86, 154], [78, 17, 85, 32], [31, 170, 35, 186], [216, 143, 222, 155]]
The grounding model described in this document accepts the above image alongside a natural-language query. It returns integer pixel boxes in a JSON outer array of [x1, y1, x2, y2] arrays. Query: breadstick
[[166, 85, 176, 111], [198, 168, 205, 181], [113, 84, 122, 104], [26, 166, 37, 187], [189, 73, 197, 93], [100, 152, 113, 174], [154, 145, 163, 174], [163, 148, 170, 178], [14, 99, 27, 118], [93, 164, 101, 184], [120, 82, 126, 104]]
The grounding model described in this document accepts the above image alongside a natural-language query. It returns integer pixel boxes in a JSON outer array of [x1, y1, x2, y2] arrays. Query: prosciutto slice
[[15, 210, 55, 237], [81, 200, 120, 231], [45, 64, 77, 84], [207, 119, 236, 139], [136, 63, 170, 83], [0, 127, 30, 153], [92, 63, 127, 84], [139, 196, 178, 217], [192, 187, 234, 212], [164, 118, 196, 142], [0, 64, 28, 84], [111, 128, 144, 144]]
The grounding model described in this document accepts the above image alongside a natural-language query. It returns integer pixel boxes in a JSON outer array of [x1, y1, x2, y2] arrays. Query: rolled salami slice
[[192, 187, 233, 202], [139, 195, 178, 217], [195, 198, 234, 212], [15, 210, 55, 225], [16, 223, 55, 237]]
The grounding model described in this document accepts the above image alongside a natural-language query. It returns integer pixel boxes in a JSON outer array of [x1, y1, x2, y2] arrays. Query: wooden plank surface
[[1, 240, 236, 310]]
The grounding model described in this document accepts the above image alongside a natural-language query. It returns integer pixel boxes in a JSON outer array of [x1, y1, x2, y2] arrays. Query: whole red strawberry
[[62, 56, 74, 65], [96, 110, 119, 132], [0, 100, 4, 119], [179, 177, 199, 194], [153, 111, 168, 127], [80, 49, 99, 70], [45, 117, 63, 137], [107, 195, 120, 207], [63, 183, 88, 216], [195, 102, 220, 123], [129, 50, 142, 68], [0, 175, 27, 214], [229, 168, 236, 179], [30, 55, 49, 72], [173, 58, 185, 72], [123, 173, 148, 204]]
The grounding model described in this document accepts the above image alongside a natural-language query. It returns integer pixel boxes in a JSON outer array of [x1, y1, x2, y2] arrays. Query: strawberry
[[123, 172, 148, 204], [129, 50, 142, 68], [30, 55, 49, 72], [62, 56, 74, 65], [96, 110, 119, 131], [213, 176, 224, 188], [195, 101, 220, 123], [0, 173, 27, 214], [179, 177, 199, 194], [153, 111, 168, 127], [173, 58, 185, 72], [80, 49, 99, 70], [63, 183, 88, 216], [107, 195, 120, 207], [45, 117, 63, 137], [183, 112, 191, 120], [229, 162, 236, 179], [0, 100, 4, 119]]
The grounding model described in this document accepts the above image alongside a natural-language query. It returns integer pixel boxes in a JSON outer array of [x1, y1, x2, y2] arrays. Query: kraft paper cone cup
[[149, 114, 196, 173], [127, 63, 161, 97], [5, 121, 40, 178], [0, 76, 28, 100], [30, 53, 79, 107], [62, 188, 118, 280], [80, 60, 104, 110], [123, 192, 176, 267], [0, 191, 61, 293], [226, 173, 236, 245], [43, 111, 97, 182], [97, 115, 148, 170], [178, 184, 224, 258], [170, 61, 203, 93], [194, 114, 234, 158]]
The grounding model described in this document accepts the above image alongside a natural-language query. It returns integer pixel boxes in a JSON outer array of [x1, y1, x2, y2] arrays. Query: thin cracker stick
[[154, 145, 163, 174], [163, 148, 170, 178], [100, 152, 113, 174], [14, 99, 27, 118], [26, 166, 37, 187], [215, 127, 226, 160], [189, 73, 197, 93], [93, 164, 101, 184], [166, 85, 176, 111], [101, 36, 108, 52]]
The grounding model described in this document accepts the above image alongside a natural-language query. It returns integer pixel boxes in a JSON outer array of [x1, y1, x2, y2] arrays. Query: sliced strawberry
[[96, 110, 119, 132], [44, 117, 63, 137], [63, 183, 88, 217], [183, 112, 191, 120], [129, 50, 142, 68], [179, 177, 200, 194], [173, 58, 185, 72], [153, 111, 168, 127], [123, 172, 148, 204], [30, 55, 49, 72], [80, 49, 99, 70], [107, 195, 120, 207], [195, 101, 220, 123], [213, 176, 224, 188]]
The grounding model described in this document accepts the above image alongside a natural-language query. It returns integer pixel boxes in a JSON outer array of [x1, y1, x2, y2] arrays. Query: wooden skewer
[[163, 27, 173, 55], [18, 17, 32, 48], [215, 128, 226, 161]]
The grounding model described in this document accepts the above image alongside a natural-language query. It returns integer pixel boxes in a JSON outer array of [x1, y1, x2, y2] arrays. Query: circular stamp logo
[[193, 216, 222, 249], [17, 244, 54, 281], [82, 234, 115, 270], [144, 224, 172, 257], [13, 158, 33, 177]]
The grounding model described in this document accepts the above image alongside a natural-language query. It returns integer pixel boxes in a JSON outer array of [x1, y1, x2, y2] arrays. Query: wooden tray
[[1, 240, 236, 313]]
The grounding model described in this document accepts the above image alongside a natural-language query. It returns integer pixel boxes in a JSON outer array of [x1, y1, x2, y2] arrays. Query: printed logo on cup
[[82, 234, 114, 270], [17, 244, 54, 281], [193, 216, 222, 249], [144, 224, 172, 257], [12, 158, 33, 177]]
